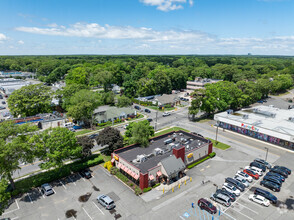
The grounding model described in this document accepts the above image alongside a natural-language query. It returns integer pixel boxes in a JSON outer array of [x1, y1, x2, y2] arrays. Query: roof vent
[[242, 114, 249, 119]]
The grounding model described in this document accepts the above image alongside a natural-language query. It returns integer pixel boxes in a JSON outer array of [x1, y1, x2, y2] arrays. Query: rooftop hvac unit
[[242, 114, 249, 119], [154, 148, 164, 156], [227, 109, 233, 115], [135, 154, 147, 163]]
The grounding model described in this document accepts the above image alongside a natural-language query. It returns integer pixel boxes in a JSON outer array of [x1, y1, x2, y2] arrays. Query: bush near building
[[187, 152, 216, 169]]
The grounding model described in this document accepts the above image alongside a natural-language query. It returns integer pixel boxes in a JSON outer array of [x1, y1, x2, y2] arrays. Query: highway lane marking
[[82, 207, 93, 220], [26, 193, 33, 204], [59, 180, 67, 189], [92, 201, 105, 215]]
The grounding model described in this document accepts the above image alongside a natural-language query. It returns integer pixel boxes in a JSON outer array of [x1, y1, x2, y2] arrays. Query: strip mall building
[[111, 130, 213, 190], [214, 106, 294, 150]]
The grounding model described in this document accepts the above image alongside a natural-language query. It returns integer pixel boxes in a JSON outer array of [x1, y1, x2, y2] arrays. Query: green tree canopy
[[116, 95, 132, 107], [0, 177, 11, 215], [8, 84, 52, 117], [95, 127, 123, 155], [129, 120, 154, 147]]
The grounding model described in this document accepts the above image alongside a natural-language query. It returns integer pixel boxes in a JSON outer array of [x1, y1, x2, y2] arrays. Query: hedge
[[152, 183, 160, 188], [143, 187, 152, 193], [115, 171, 129, 183], [209, 152, 216, 158], [13, 154, 104, 195], [187, 155, 210, 169]]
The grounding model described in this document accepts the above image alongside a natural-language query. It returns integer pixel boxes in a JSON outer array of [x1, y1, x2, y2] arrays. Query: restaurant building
[[214, 106, 294, 150], [111, 130, 213, 190]]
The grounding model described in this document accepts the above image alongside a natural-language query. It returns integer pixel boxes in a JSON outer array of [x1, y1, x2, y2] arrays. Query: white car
[[236, 171, 253, 183], [245, 166, 263, 176], [222, 183, 240, 196], [248, 194, 270, 207], [234, 176, 249, 187], [163, 112, 171, 117], [123, 124, 129, 129]]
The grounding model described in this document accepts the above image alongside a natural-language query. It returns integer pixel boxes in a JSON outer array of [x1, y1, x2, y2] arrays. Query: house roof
[[160, 155, 185, 177], [94, 106, 135, 122], [156, 94, 179, 105]]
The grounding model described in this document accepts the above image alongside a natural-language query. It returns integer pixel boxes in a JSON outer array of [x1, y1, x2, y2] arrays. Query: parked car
[[243, 169, 259, 180], [225, 177, 245, 192], [73, 125, 83, 130], [250, 162, 266, 172], [144, 109, 151, 113], [197, 198, 217, 214], [41, 183, 54, 196], [216, 189, 236, 202], [134, 105, 141, 110], [89, 133, 99, 139], [1, 101, 5, 105], [265, 172, 285, 182], [97, 195, 116, 210], [245, 166, 263, 176], [234, 176, 249, 187], [257, 100, 263, 103], [254, 158, 272, 169], [0, 106, 6, 110], [210, 193, 231, 207], [68, 128, 76, 132], [270, 168, 288, 178], [273, 166, 291, 175], [163, 112, 171, 117], [248, 194, 270, 207], [147, 118, 153, 122], [254, 188, 277, 204], [236, 171, 253, 183], [260, 180, 280, 192], [263, 175, 282, 186], [222, 183, 240, 196], [79, 169, 92, 179]]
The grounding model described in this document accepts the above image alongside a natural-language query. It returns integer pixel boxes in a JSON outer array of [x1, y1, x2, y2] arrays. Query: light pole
[[265, 147, 269, 162], [215, 121, 219, 145], [155, 110, 158, 131]]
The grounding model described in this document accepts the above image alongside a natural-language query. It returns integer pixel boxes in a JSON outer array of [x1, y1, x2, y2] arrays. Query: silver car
[[41, 183, 54, 196], [97, 195, 116, 210], [234, 176, 249, 187]]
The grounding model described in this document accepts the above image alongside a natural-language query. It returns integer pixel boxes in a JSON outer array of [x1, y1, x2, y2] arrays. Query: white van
[[64, 122, 74, 128]]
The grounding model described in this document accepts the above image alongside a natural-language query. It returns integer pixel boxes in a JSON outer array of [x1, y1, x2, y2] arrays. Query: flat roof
[[115, 130, 209, 173], [215, 105, 294, 140]]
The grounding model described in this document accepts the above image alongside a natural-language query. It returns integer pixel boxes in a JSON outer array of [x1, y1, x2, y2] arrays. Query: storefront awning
[[111, 158, 115, 163], [127, 169, 133, 175], [157, 171, 162, 176], [149, 175, 154, 181], [117, 163, 122, 168], [134, 174, 139, 180]]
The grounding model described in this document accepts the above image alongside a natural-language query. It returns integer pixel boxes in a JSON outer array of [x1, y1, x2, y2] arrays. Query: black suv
[[254, 158, 271, 169], [265, 172, 285, 182], [225, 177, 245, 192], [271, 168, 288, 178], [254, 188, 277, 204], [263, 175, 282, 186], [250, 162, 266, 172], [134, 105, 141, 110], [260, 180, 280, 192], [273, 166, 291, 175], [145, 109, 151, 113]]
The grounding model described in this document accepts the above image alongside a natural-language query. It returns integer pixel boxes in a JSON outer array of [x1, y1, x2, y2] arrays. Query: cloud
[[0, 33, 7, 42], [18, 40, 24, 45], [140, 0, 193, 11]]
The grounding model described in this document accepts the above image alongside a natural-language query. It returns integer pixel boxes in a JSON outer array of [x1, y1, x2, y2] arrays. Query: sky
[[0, 0, 294, 55]]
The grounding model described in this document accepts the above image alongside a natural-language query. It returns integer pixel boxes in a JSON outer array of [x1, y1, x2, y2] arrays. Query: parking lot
[[1, 166, 146, 220]]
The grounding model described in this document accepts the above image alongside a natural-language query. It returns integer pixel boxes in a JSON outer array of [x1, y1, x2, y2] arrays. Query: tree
[[76, 136, 94, 158], [129, 120, 154, 147], [8, 84, 53, 117], [95, 127, 123, 155], [0, 121, 38, 189], [32, 127, 82, 170], [65, 67, 88, 85], [93, 68, 113, 92], [0, 177, 11, 216], [116, 95, 132, 107], [67, 90, 101, 127], [189, 96, 202, 120]]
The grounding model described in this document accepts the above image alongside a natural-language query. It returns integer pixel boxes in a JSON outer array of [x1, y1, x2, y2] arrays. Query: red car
[[198, 198, 217, 214], [243, 169, 259, 180]]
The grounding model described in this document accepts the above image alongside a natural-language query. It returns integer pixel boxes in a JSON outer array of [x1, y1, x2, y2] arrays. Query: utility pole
[[215, 121, 219, 145], [265, 147, 269, 162], [155, 110, 158, 131]]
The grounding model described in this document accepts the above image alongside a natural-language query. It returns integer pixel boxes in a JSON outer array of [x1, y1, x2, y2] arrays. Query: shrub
[[135, 186, 142, 196], [115, 171, 129, 183], [130, 183, 134, 187], [110, 167, 118, 175], [209, 152, 216, 158], [187, 156, 210, 169], [152, 183, 160, 188], [143, 187, 152, 193]]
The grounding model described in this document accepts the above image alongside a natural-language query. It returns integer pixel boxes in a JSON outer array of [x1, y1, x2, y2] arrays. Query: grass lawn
[[207, 138, 231, 150], [75, 129, 92, 136], [154, 126, 190, 137]]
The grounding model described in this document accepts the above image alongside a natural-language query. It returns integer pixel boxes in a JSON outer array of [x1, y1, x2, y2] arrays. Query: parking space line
[[179, 216, 185, 220], [11, 217, 19, 220], [38, 188, 45, 198], [78, 172, 86, 181], [228, 208, 254, 220], [235, 202, 258, 214], [239, 197, 266, 209], [52, 188, 56, 194], [82, 207, 93, 220], [26, 193, 33, 204], [92, 201, 105, 215], [2, 199, 20, 215], [59, 180, 67, 189], [98, 165, 112, 177], [200, 168, 204, 171], [68, 175, 76, 185]]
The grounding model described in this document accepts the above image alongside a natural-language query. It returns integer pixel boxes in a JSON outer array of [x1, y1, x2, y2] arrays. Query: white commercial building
[[214, 105, 294, 150]]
